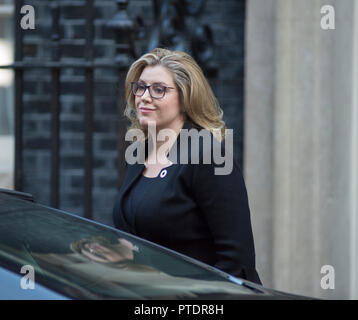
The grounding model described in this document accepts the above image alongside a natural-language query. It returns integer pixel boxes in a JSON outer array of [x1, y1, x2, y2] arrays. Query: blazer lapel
[[121, 163, 145, 195]]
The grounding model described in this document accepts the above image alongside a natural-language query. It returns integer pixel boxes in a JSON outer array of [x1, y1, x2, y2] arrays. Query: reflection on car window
[[0, 194, 255, 299]]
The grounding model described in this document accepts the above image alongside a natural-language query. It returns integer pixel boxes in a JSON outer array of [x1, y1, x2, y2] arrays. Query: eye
[[152, 85, 165, 94], [135, 83, 146, 93]]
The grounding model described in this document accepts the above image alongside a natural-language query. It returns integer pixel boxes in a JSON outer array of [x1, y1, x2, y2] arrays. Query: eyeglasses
[[131, 82, 175, 99]]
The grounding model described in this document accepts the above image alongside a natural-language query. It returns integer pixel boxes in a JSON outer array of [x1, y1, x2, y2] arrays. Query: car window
[[0, 193, 257, 299], [0, 266, 68, 300]]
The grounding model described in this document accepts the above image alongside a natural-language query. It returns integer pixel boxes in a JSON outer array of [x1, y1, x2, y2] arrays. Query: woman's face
[[135, 65, 185, 132]]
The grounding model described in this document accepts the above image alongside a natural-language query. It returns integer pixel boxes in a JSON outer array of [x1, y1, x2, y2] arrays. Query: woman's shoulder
[[171, 129, 236, 177], [177, 123, 227, 157]]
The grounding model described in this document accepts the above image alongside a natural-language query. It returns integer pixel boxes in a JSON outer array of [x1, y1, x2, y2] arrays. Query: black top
[[122, 174, 156, 233], [113, 119, 261, 285]]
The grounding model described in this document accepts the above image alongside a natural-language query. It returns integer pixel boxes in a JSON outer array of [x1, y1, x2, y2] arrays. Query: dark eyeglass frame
[[131, 81, 175, 99]]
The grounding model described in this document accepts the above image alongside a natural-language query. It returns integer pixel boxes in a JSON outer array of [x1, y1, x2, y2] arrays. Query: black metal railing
[[0, 0, 136, 220]]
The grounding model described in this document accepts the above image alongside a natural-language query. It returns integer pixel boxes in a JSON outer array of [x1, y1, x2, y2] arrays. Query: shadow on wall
[[0, 135, 14, 189]]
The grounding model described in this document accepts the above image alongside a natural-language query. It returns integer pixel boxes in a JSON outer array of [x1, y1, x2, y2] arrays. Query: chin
[[139, 117, 157, 128]]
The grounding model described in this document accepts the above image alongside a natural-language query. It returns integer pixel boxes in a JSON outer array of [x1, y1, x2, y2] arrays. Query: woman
[[113, 48, 261, 284]]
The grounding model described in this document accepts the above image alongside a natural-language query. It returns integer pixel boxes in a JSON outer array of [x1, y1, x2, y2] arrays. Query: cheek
[[134, 96, 140, 108], [169, 101, 182, 116], [163, 96, 182, 115], [157, 107, 177, 122]]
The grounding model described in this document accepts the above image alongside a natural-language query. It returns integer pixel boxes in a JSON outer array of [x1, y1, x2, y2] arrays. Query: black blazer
[[113, 119, 261, 284]]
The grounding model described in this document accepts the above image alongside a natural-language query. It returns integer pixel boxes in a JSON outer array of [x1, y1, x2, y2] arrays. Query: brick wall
[[21, 0, 245, 227]]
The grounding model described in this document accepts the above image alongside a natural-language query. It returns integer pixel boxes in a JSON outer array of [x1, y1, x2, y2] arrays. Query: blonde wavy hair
[[124, 48, 226, 141]]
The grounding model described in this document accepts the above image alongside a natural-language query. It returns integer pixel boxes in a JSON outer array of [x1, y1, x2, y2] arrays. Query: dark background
[[19, 0, 246, 226]]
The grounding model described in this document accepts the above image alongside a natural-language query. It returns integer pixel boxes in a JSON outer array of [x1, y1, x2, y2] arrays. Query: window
[[0, 1, 14, 135], [0, 1, 14, 190]]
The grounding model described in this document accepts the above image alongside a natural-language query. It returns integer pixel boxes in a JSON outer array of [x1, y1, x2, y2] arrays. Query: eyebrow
[[137, 79, 170, 86]]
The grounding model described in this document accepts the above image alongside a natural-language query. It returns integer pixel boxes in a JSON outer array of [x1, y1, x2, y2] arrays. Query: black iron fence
[[0, 0, 136, 220]]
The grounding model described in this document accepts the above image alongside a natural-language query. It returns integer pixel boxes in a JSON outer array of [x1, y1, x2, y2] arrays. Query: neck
[[149, 116, 186, 150], [146, 117, 186, 163]]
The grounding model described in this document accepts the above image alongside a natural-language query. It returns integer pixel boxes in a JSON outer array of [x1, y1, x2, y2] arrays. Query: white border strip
[[0, 5, 14, 17], [350, 0, 358, 300]]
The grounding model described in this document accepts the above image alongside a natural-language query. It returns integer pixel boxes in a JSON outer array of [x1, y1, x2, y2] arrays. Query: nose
[[141, 87, 152, 101]]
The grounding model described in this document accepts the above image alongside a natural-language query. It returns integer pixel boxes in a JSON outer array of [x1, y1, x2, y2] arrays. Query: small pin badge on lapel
[[160, 169, 167, 178]]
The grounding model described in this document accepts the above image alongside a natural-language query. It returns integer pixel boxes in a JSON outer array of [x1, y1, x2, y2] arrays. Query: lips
[[139, 107, 156, 112]]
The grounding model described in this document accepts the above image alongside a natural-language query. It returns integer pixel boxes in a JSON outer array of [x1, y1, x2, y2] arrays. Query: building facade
[[245, 0, 358, 299]]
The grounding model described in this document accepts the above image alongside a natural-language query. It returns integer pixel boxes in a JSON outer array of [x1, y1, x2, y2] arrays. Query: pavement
[[0, 135, 14, 190]]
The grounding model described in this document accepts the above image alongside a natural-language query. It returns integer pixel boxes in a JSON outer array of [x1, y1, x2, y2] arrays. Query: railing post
[[50, 2, 61, 208], [14, 0, 24, 192], [84, 0, 94, 220], [107, 0, 136, 190]]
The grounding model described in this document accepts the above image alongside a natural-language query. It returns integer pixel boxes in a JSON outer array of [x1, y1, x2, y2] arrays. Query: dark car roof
[[0, 191, 310, 300]]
